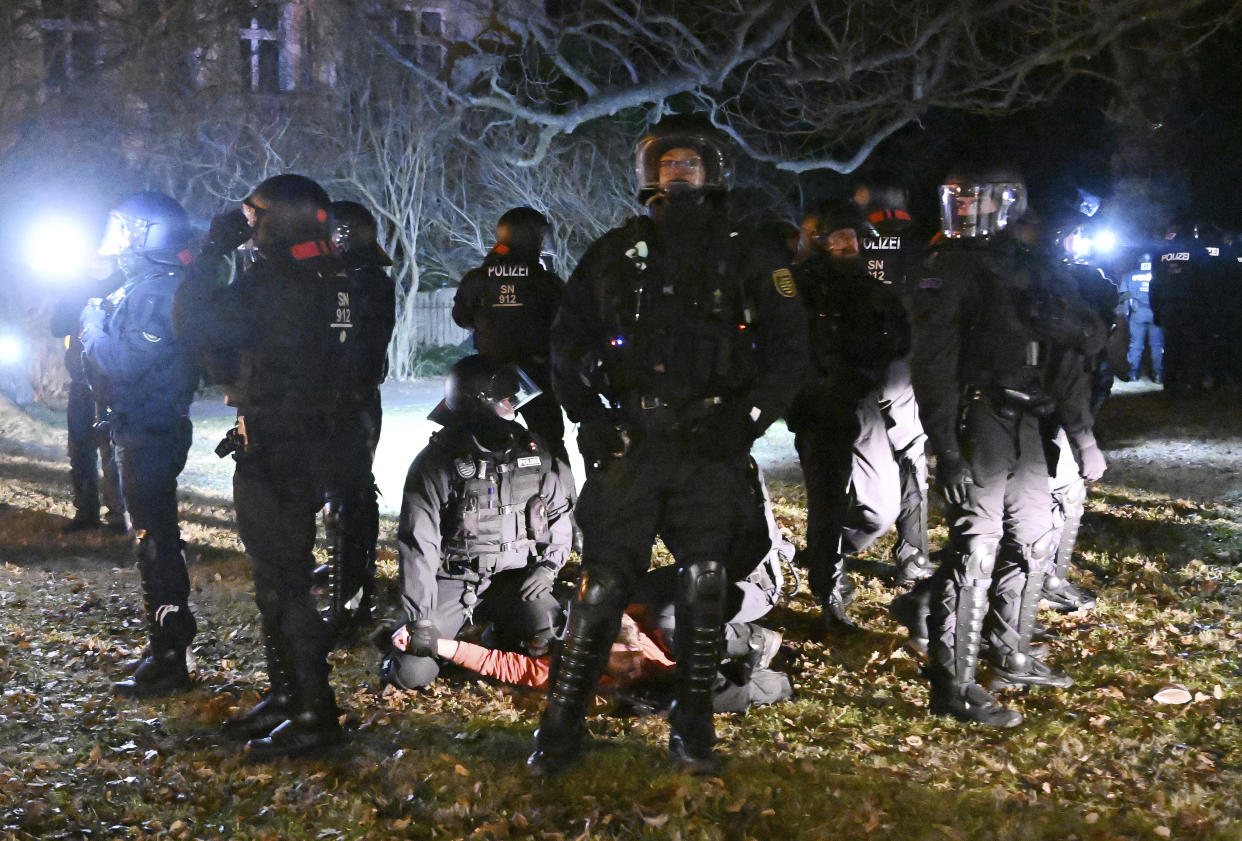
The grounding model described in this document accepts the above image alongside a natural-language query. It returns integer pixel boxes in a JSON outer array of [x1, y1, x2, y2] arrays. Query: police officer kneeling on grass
[[527, 114, 807, 776], [374, 355, 572, 689]]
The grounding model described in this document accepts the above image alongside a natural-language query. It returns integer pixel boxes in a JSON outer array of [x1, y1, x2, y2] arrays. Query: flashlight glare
[[1094, 229, 1117, 254], [26, 219, 94, 277], [0, 335, 22, 365]]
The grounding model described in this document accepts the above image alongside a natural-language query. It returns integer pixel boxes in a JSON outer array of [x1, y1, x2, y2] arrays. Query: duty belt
[[966, 385, 1056, 419]]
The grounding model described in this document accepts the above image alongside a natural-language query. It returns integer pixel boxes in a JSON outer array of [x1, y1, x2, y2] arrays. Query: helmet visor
[[634, 132, 731, 199], [485, 364, 542, 419], [939, 182, 1026, 238], [97, 211, 139, 256]]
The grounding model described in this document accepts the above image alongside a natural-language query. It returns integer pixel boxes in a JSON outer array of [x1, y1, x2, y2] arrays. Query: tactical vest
[[594, 215, 759, 423], [433, 428, 552, 582]]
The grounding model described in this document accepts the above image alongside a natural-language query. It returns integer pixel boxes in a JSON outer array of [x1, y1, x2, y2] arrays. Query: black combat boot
[[927, 574, 1022, 728], [813, 543, 858, 633], [1043, 485, 1096, 612], [668, 560, 727, 775], [988, 569, 1073, 690], [527, 571, 625, 777], [224, 631, 300, 740], [245, 696, 342, 760], [894, 546, 935, 586], [113, 644, 191, 696], [62, 475, 102, 533], [889, 579, 932, 655]]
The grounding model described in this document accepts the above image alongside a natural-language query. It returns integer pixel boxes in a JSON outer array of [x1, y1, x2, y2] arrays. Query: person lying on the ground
[[390, 611, 792, 714]]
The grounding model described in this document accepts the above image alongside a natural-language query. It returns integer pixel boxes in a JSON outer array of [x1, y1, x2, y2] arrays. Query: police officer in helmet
[[453, 206, 570, 478], [320, 200, 396, 642], [527, 113, 807, 775], [375, 354, 571, 688], [174, 174, 354, 759], [81, 191, 201, 696], [902, 164, 1103, 727]]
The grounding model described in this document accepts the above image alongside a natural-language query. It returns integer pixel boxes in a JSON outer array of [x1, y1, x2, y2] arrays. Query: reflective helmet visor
[[938, 182, 1026, 238]]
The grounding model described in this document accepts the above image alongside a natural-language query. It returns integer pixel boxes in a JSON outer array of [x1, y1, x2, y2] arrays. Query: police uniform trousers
[[325, 390, 383, 608], [67, 378, 124, 522], [1127, 311, 1163, 380], [113, 416, 194, 647], [1042, 426, 1086, 595], [233, 414, 336, 708], [929, 404, 1057, 667], [574, 438, 768, 594], [795, 396, 900, 593], [632, 562, 775, 660], [386, 569, 560, 689], [878, 361, 930, 558]]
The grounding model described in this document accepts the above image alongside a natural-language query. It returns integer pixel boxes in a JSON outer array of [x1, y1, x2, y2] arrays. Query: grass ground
[[0, 385, 1240, 840]]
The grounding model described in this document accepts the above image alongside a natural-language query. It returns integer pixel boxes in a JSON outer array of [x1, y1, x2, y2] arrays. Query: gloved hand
[[936, 452, 975, 506], [205, 209, 252, 252], [690, 408, 757, 458], [80, 300, 106, 335], [577, 420, 629, 464], [1075, 439, 1107, 481], [392, 619, 438, 659], [520, 563, 558, 602]]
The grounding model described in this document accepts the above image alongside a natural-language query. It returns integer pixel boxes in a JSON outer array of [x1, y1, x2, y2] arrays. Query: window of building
[[39, 0, 98, 86], [395, 7, 445, 71], [239, 2, 282, 93]]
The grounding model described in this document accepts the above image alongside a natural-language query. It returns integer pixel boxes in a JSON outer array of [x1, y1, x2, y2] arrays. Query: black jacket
[[911, 234, 1099, 457], [453, 247, 563, 364], [173, 243, 353, 419], [550, 208, 808, 437], [81, 265, 200, 432]]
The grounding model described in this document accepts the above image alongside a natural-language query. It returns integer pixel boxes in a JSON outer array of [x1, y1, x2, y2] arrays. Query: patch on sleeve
[[772, 268, 797, 298], [140, 331, 163, 343], [919, 277, 944, 290], [454, 458, 477, 479]]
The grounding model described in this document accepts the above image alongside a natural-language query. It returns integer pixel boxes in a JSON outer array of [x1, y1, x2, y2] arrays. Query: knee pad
[[677, 560, 727, 608], [960, 544, 997, 585], [382, 652, 440, 690], [576, 567, 631, 612]]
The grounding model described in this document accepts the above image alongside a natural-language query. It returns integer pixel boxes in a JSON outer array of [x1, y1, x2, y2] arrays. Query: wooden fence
[[409, 288, 470, 349]]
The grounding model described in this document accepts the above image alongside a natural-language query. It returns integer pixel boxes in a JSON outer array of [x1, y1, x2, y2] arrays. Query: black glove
[[205, 209, 252, 252], [520, 563, 558, 602], [577, 420, 629, 464], [1074, 439, 1107, 481], [690, 408, 757, 458], [936, 452, 975, 507], [402, 619, 438, 659]]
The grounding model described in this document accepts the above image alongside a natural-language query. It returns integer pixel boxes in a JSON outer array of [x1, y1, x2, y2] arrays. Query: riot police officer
[[527, 114, 808, 775], [321, 200, 396, 641], [376, 354, 572, 688], [1151, 220, 1208, 396], [908, 165, 1104, 727], [80, 192, 201, 696], [51, 269, 126, 533], [173, 174, 353, 759], [453, 207, 569, 469], [788, 201, 924, 632]]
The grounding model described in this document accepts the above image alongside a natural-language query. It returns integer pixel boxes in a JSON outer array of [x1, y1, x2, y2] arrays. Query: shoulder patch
[[772, 268, 797, 298], [919, 277, 944, 290], [140, 331, 163, 343], [454, 457, 477, 479]]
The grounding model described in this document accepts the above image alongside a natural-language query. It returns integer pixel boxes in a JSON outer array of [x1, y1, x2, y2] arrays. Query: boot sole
[[112, 678, 193, 698]]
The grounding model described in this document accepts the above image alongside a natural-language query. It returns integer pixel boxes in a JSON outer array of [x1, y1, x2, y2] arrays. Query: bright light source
[[26, 217, 95, 278], [0, 335, 23, 365], [1094, 229, 1117, 254]]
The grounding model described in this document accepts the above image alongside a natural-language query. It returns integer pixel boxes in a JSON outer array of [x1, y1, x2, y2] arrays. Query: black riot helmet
[[495, 206, 549, 260], [330, 200, 392, 265], [97, 191, 192, 268], [428, 355, 542, 427], [633, 113, 733, 204], [938, 164, 1027, 239], [853, 178, 913, 235], [243, 174, 331, 254]]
